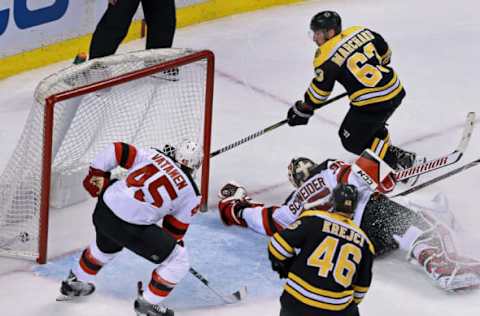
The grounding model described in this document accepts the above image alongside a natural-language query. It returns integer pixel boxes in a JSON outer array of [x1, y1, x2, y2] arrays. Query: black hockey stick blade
[[218, 285, 248, 304], [209, 92, 348, 158], [392, 157, 480, 197], [394, 112, 476, 183], [189, 267, 247, 304]]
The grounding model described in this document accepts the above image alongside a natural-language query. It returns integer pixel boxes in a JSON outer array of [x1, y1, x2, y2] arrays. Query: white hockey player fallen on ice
[[58, 140, 203, 316], [217, 150, 480, 291]]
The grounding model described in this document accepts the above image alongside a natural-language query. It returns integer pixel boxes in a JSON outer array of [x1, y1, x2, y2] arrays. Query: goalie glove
[[287, 101, 314, 126], [83, 167, 111, 197]]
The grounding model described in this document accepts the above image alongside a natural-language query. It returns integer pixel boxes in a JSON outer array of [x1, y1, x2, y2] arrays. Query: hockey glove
[[83, 167, 111, 197], [287, 101, 314, 126], [269, 253, 294, 279]]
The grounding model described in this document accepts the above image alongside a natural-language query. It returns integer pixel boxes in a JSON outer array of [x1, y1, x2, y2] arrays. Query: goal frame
[[37, 50, 215, 264]]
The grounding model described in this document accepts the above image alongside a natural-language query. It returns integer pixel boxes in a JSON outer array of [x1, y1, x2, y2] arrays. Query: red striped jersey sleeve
[[90, 142, 139, 172], [162, 215, 189, 240], [114, 142, 138, 169]]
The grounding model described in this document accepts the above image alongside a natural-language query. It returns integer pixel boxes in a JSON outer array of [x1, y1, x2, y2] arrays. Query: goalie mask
[[288, 157, 317, 188], [175, 140, 203, 173], [331, 183, 358, 215]]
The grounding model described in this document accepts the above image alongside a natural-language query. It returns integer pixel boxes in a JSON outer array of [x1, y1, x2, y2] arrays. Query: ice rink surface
[[1, 0, 480, 315]]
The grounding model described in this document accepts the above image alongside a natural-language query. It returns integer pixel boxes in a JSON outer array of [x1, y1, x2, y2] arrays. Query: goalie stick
[[189, 267, 247, 304], [392, 157, 480, 197], [393, 112, 475, 183]]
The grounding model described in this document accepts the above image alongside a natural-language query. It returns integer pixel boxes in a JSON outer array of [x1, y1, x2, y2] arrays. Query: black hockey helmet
[[288, 157, 318, 188], [310, 11, 342, 34], [331, 183, 358, 215]]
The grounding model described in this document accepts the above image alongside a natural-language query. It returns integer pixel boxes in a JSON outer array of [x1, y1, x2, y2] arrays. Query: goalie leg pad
[[408, 223, 480, 291], [413, 243, 480, 291]]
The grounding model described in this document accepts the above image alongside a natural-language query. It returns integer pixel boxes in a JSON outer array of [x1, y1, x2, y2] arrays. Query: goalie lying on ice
[[217, 150, 480, 291]]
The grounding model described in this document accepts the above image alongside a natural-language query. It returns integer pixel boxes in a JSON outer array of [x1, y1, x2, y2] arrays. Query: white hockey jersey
[[273, 159, 374, 227], [90, 143, 201, 238]]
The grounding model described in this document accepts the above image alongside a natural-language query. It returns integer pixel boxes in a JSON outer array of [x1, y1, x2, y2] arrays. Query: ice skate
[[389, 145, 425, 185], [134, 282, 174, 316], [57, 270, 95, 301]]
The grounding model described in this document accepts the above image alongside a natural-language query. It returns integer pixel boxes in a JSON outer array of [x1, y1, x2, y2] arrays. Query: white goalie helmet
[[175, 139, 203, 173]]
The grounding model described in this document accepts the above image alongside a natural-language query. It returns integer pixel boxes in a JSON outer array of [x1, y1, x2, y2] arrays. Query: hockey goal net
[[0, 49, 214, 263]]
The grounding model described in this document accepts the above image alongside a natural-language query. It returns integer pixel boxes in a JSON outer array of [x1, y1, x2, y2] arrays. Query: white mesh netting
[[0, 48, 212, 260]]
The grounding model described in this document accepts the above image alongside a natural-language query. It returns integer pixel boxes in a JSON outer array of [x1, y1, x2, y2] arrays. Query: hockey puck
[[19, 232, 30, 243]]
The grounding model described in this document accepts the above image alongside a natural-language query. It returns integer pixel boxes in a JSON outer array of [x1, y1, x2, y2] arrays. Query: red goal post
[[0, 49, 214, 264]]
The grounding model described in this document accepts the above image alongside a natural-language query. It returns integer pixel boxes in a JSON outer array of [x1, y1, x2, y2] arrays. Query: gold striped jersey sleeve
[[352, 285, 370, 304], [268, 232, 295, 261]]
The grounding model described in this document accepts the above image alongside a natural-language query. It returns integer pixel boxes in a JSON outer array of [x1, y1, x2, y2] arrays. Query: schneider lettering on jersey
[[289, 177, 328, 214]]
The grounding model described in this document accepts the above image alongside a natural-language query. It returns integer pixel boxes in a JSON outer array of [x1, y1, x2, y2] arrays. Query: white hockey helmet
[[175, 139, 203, 173], [288, 157, 317, 188]]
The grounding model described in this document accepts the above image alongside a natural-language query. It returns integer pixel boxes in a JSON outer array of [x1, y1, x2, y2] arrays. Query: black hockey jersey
[[305, 26, 404, 108], [268, 210, 375, 315]]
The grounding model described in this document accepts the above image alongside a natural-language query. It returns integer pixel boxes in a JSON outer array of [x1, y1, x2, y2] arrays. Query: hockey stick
[[392, 157, 480, 197], [189, 267, 247, 304], [209, 92, 348, 158], [394, 112, 476, 183]]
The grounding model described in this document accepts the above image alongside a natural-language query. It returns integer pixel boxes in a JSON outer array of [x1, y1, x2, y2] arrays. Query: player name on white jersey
[[289, 177, 328, 214], [151, 153, 188, 190]]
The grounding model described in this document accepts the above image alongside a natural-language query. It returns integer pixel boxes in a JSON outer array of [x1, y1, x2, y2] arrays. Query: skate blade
[[56, 294, 75, 302]]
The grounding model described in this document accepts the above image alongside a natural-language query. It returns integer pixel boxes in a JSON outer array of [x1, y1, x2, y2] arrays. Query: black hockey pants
[[92, 194, 177, 264], [89, 0, 176, 59], [360, 194, 429, 256], [338, 89, 406, 155]]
